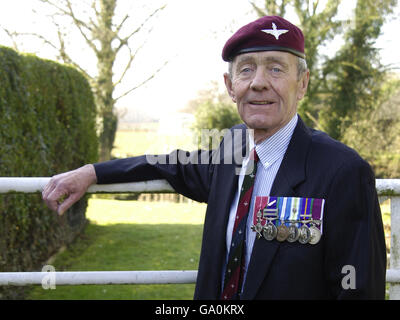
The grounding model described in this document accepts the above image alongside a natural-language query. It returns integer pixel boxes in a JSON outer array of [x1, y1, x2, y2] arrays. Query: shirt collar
[[249, 114, 298, 169]]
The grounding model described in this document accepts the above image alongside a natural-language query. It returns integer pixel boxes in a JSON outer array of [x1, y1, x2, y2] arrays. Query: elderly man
[[43, 16, 386, 299]]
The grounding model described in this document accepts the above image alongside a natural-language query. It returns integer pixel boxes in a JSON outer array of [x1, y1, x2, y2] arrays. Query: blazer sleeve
[[323, 157, 387, 299], [92, 149, 215, 203]]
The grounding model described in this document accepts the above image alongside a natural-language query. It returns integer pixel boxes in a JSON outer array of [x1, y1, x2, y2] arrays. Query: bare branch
[[91, 0, 99, 16], [112, 21, 155, 82], [115, 14, 129, 33], [40, 0, 97, 53], [305, 110, 325, 131], [249, 1, 265, 16], [113, 47, 134, 87], [313, 0, 320, 16], [88, 16, 97, 29], [40, 0, 71, 17], [113, 39, 147, 87], [1, 27, 20, 50], [114, 7, 162, 56], [114, 60, 169, 102], [55, 29, 91, 79], [12, 31, 59, 51], [65, 0, 93, 32], [11, 28, 91, 80], [64, 0, 98, 53], [119, 5, 166, 47]]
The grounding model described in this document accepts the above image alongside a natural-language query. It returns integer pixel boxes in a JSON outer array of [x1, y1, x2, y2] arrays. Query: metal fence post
[[389, 196, 400, 299]]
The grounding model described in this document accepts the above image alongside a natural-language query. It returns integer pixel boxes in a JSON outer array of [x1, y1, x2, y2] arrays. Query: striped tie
[[222, 148, 259, 300]]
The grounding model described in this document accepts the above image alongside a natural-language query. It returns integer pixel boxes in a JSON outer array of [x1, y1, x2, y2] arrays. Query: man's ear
[[224, 72, 236, 103], [297, 69, 310, 101]]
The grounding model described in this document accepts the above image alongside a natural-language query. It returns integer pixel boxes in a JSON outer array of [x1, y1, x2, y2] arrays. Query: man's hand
[[42, 164, 97, 215]]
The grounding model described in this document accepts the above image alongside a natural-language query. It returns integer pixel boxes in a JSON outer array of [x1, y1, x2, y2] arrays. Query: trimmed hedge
[[0, 46, 98, 298]]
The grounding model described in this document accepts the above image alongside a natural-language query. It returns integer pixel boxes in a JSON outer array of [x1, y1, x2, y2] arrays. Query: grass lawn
[[112, 130, 197, 158], [27, 198, 207, 300]]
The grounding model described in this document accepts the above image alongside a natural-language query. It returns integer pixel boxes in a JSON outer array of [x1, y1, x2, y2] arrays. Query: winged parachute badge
[[261, 22, 289, 40]]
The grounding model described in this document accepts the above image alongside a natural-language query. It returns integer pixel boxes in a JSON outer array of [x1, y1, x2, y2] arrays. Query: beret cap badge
[[261, 22, 288, 40]]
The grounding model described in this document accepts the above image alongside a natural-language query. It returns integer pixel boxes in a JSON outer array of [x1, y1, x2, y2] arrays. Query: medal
[[274, 197, 289, 242], [309, 223, 321, 245], [276, 222, 289, 242], [298, 224, 311, 244], [262, 222, 277, 241], [287, 223, 299, 242], [251, 210, 263, 239], [252, 196, 325, 244]]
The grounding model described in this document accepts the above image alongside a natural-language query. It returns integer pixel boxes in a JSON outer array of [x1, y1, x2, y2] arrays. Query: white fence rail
[[0, 270, 197, 286], [0, 177, 399, 299]]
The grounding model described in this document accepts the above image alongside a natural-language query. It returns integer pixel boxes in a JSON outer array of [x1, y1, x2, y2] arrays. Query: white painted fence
[[0, 270, 197, 286], [0, 177, 399, 299]]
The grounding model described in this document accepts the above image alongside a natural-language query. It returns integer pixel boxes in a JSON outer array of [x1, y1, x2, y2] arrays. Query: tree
[[319, 0, 398, 140], [341, 78, 400, 178], [3, 0, 167, 161]]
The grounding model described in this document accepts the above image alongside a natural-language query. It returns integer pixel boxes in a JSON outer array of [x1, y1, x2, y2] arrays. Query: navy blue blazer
[[94, 117, 386, 299]]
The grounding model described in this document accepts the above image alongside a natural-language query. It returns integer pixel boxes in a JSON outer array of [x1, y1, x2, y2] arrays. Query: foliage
[[0, 45, 98, 299], [189, 82, 242, 149], [317, 0, 399, 178], [319, 0, 398, 140], [194, 101, 241, 135], [341, 78, 400, 178]]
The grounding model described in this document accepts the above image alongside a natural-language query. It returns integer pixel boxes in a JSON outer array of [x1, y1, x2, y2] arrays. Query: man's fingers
[[57, 193, 81, 216], [42, 174, 64, 200], [42, 165, 97, 214], [44, 187, 67, 213], [42, 179, 55, 200]]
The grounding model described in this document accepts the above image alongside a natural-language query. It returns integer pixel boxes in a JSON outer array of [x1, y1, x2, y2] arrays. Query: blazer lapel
[[241, 117, 312, 299], [195, 125, 248, 299]]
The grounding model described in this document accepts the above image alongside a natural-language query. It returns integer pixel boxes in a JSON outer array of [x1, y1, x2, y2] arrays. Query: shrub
[[0, 46, 98, 299]]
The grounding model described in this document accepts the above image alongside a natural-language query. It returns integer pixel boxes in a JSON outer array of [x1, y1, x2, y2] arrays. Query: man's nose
[[250, 68, 270, 91]]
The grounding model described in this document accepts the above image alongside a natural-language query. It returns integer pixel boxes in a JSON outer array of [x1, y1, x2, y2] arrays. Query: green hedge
[[0, 46, 98, 298]]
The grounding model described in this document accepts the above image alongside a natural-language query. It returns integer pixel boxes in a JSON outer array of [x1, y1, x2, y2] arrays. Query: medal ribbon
[[252, 197, 325, 233]]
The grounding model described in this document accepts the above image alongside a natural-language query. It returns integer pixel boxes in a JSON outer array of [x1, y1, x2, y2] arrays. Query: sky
[[0, 0, 399, 122]]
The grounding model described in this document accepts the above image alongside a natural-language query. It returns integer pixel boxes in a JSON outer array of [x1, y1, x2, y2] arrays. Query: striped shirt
[[224, 113, 298, 289]]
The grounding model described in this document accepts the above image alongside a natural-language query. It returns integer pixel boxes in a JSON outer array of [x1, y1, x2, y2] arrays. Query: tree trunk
[[98, 108, 117, 161], [96, 0, 117, 161]]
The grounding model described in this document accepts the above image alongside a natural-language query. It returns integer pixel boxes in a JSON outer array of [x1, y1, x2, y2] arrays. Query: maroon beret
[[222, 16, 305, 61]]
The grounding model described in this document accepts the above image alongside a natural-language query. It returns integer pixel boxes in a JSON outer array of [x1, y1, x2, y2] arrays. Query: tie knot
[[251, 148, 259, 163]]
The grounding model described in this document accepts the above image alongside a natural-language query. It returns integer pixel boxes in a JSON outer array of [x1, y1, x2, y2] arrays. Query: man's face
[[224, 51, 309, 142]]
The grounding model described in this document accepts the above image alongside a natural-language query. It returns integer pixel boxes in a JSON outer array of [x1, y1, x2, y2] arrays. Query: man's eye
[[240, 67, 252, 73], [271, 67, 281, 73]]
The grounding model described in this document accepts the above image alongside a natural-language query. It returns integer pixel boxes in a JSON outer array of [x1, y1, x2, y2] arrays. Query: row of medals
[[251, 210, 322, 245]]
